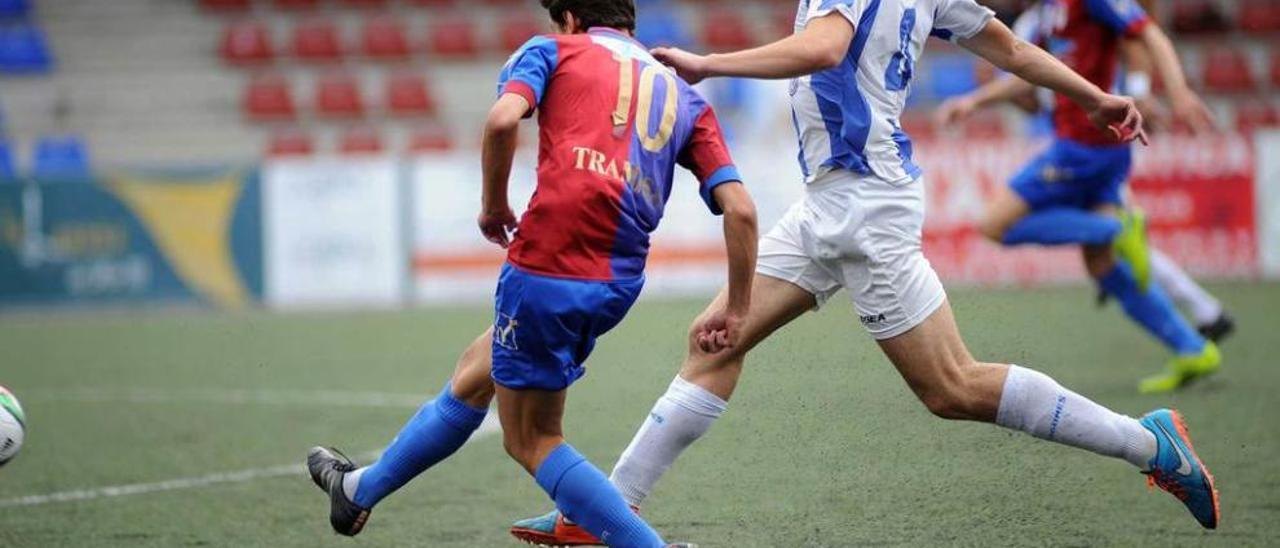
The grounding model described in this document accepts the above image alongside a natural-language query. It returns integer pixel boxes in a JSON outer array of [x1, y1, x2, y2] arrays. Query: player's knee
[[915, 365, 983, 420], [1082, 245, 1115, 278], [501, 431, 562, 473], [501, 431, 537, 470], [685, 335, 744, 372], [976, 215, 1008, 244], [450, 333, 496, 408], [919, 388, 971, 420]]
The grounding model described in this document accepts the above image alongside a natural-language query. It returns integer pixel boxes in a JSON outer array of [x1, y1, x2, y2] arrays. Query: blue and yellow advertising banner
[[0, 171, 262, 309]]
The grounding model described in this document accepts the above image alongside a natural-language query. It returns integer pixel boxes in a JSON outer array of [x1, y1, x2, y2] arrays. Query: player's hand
[[1168, 88, 1217, 135], [934, 96, 978, 128], [1087, 94, 1148, 146], [650, 47, 711, 84], [694, 306, 747, 354], [477, 206, 517, 248]]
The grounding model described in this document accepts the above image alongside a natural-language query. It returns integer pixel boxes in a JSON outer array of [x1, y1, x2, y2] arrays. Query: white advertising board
[[1257, 130, 1280, 279], [263, 157, 406, 308]]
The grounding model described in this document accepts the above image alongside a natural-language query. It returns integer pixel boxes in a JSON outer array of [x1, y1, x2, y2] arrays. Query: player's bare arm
[[934, 75, 1037, 127], [1118, 0, 1171, 131], [696, 182, 758, 353], [1135, 23, 1216, 134], [651, 13, 853, 83], [958, 20, 1147, 144], [477, 93, 528, 248]]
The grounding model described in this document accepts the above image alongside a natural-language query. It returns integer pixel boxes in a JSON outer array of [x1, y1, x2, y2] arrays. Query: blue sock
[[1098, 262, 1206, 355], [352, 383, 487, 508], [1002, 208, 1122, 246], [535, 444, 665, 548]]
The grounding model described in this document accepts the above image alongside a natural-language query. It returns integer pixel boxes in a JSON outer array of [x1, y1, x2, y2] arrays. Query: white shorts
[[756, 171, 946, 340]]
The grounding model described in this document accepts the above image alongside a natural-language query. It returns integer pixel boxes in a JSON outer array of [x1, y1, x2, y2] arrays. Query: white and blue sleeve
[[930, 0, 995, 42]]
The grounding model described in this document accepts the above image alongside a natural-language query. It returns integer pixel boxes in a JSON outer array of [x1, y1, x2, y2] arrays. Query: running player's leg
[[341, 330, 495, 509], [1083, 202, 1220, 392], [875, 300, 1219, 528], [609, 274, 816, 507], [306, 329, 495, 535], [496, 385, 667, 547], [864, 174, 1217, 527], [512, 209, 830, 545], [878, 302, 1152, 461], [1148, 247, 1231, 335], [493, 264, 669, 547], [1116, 186, 1230, 335], [604, 202, 840, 509], [978, 143, 1124, 248]]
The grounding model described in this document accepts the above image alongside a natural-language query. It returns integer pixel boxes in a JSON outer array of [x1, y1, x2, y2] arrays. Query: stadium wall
[[408, 133, 1270, 303], [0, 132, 1275, 310]]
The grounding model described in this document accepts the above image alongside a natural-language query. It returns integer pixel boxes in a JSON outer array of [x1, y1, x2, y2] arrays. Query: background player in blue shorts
[[936, 0, 1221, 393], [305, 1, 758, 546]]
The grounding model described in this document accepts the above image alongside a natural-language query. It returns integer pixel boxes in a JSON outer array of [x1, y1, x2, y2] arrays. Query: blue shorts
[[1010, 138, 1132, 211], [490, 263, 644, 391]]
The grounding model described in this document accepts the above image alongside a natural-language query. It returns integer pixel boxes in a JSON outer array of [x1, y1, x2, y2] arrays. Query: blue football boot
[[1139, 409, 1220, 529]]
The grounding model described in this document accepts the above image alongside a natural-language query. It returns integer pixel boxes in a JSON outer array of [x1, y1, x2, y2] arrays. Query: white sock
[[342, 467, 365, 502], [1150, 248, 1223, 325], [996, 365, 1156, 469], [608, 375, 727, 508]]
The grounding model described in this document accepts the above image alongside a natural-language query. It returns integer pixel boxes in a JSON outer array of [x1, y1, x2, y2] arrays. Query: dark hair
[[540, 0, 636, 31]]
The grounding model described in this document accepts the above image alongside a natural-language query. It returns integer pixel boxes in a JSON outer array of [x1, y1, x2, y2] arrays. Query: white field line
[[0, 390, 502, 509], [21, 387, 432, 409]]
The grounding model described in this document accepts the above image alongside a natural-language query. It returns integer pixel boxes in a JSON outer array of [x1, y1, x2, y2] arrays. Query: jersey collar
[[587, 27, 641, 46]]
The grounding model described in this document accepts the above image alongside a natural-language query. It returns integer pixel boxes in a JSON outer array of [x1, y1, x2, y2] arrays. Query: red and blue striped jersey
[[496, 28, 741, 282], [1034, 0, 1150, 145]]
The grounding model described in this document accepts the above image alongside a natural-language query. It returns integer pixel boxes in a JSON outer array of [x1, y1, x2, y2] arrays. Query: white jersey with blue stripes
[[789, 0, 994, 184]]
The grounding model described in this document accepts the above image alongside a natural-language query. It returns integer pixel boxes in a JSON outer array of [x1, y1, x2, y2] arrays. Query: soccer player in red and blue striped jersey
[[936, 0, 1222, 393], [306, 1, 756, 545]]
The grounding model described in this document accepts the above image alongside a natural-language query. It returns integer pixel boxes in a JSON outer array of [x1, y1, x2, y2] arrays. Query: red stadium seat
[[339, 126, 384, 154], [267, 130, 315, 157], [1171, 0, 1231, 35], [339, 0, 389, 8], [243, 74, 297, 121], [273, 0, 320, 9], [1234, 101, 1279, 133], [1201, 48, 1256, 93], [200, 0, 251, 12], [498, 14, 542, 53], [220, 21, 274, 64], [315, 72, 365, 118], [407, 126, 454, 153], [1239, 1, 1280, 34], [291, 18, 344, 62], [386, 72, 437, 117], [361, 17, 410, 60], [405, 0, 455, 5], [702, 10, 754, 51], [426, 18, 480, 58]]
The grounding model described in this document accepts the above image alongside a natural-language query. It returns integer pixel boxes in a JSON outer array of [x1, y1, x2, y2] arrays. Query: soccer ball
[[0, 385, 25, 466]]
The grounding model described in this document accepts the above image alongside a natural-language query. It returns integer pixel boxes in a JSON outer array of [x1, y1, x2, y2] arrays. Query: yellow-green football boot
[[1113, 208, 1151, 290], [1139, 342, 1222, 394]]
